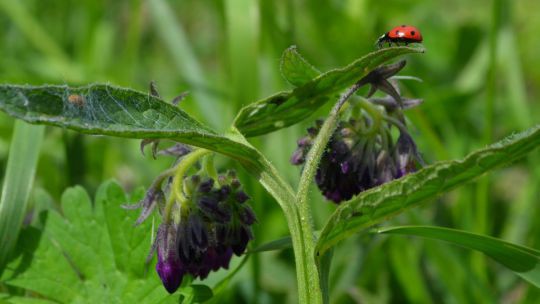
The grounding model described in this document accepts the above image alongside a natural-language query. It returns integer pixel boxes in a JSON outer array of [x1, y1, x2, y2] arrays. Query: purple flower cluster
[[154, 171, 256, 293], [292, 119, 421, 204], [291, 62, 424, 204]]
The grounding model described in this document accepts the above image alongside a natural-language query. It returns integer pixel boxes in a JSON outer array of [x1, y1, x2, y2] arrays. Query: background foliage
[[0, 0, 539, 303]]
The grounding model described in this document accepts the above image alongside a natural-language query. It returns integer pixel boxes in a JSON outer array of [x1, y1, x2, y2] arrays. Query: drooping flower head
[[291, 61, 424, 203], [125, 149, 256, 294]]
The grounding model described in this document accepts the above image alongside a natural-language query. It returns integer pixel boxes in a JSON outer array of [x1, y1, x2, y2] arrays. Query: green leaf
[[378, 226, 540, 287], [0, 84, 260, 168], [0, 293, 56, 304], [178, 284, 213, 304], [280, 46, 320, 87], [233, 46, 424, 137], [316, 124, 540, 256], [0, 121, 44, 274], [0, 181, 179, 303]]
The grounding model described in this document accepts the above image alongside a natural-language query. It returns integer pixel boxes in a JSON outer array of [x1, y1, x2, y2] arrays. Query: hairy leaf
[[0, 84, 260, 168], [316, 125, 540, 256], [234, 46, 424, 137], [378, 226, 540, 287], [280, 45, 320, 87]]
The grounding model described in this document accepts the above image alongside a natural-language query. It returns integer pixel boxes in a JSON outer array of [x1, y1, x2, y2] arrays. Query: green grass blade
[[316, 124, 540, 256], [247, 236, 293, 253], [0, 121, 44, 273], [147, 0, 225, 129], [378, 225, 540, 287]]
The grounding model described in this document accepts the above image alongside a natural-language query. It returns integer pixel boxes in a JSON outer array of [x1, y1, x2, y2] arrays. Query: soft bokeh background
[[0, 0, 539, 303]]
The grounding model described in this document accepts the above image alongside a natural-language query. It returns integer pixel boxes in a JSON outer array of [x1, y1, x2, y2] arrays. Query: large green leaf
[[378, 226, 540, 287], [316, 124, 540, 256], [0, 181, 195, 303], [233, 46, 424, 137], [0, 84, 259, 167]]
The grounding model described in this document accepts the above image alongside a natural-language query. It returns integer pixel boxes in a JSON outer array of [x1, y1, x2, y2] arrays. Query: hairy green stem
[[295, 80, 365, 302], [228, 127, 322, 303]]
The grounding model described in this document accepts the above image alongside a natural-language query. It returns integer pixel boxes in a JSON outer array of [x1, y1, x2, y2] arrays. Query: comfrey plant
[[2, 46, 540, 303], [291, 61, 424, 203]]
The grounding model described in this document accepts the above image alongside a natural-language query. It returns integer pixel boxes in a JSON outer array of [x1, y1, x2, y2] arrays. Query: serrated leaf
[[234, 46, 424, 137], [0, 84, 260, 168], [378, 226, 540, 287], [316, 125, 540, 256], [0, 181, 180, 303], [280, 46, 320, 87], [0, 293, 56, 304]]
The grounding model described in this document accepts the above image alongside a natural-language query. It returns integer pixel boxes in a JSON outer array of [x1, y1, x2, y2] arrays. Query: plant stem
[[164, 148, 211, 223], [229, 127, 322, 303], [295, 80, 365, 302]]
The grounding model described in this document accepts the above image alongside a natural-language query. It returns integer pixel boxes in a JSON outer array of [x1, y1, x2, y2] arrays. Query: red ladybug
[[377, 25, 423, 48]]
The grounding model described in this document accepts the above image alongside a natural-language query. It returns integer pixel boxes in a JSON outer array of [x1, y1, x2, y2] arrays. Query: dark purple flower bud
[[340, 161, 350, 174], [239, 206, 257, 225], [230, 179, 241, 190], [307, 126, 319, 137], [198, 196, 231, 223], [155, 224, 185, 294], [231, 226, 253, 255], [198, 179, 214, 193], [157, 143, 192, 157], [236, 191, 249, 204], [187, 214, 208, 249], [122, 183, 164, 225], [297, 136, 311, 147], [290, 149, 306, 165], [218, 185, 231, 200], [376, 151, 396, 184], [395, 132, 420, 177], [156, 250, 184, 294]]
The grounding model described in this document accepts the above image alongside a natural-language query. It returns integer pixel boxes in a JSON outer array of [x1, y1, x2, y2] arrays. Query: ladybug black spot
[[410, 31, 416, 35], [401, 25, 406, 27], [395, 30, 400, 35]]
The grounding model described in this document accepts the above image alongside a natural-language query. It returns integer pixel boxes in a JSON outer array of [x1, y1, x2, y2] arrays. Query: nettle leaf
[[234, 46, 424, 137], [0, 181, 207, 303], [280, 46, 321, 87], [0, 84, 260, 168], [316, 125, 540, 256], [378, 226, 540, 287]]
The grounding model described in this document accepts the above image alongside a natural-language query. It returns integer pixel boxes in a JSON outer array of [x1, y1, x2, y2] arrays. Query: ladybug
[[377, 25, 423, 48]]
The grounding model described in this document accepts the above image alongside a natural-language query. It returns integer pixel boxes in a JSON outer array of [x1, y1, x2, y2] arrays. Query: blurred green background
[[0, 0, 539, 303]]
